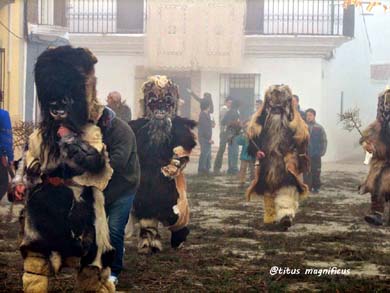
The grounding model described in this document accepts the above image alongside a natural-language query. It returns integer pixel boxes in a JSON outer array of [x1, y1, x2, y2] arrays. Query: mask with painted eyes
[[264, 84, 294, 120], [48, 97, 74, 120], [142, 75, 179, 120]]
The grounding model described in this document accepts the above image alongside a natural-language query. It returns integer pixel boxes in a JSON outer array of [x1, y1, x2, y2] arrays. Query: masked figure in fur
[[246, 85, 309, 230], [12, 46, 115, 292], [129, 75, 197, 254], [359, 89, 390, 226]]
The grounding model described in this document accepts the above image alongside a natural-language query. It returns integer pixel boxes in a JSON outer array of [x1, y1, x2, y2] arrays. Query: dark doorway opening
[[170, 76, 192, 119], [220, 74, 261, 122]]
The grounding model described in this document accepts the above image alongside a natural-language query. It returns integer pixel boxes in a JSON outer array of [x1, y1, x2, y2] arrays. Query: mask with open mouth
[[264, 84, 294, 121], [49, 97, 74, 120], [142, 75, 179, 120]]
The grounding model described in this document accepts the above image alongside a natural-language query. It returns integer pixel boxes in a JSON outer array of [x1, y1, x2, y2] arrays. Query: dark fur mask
[[263, 84, 294, 122], [34, 46, 97, 158]]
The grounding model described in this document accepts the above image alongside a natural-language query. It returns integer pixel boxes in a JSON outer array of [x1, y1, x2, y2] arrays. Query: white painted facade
[[321, 10, 390, 161], [69, 8, 390, 162], [94, 54, 145, 113]]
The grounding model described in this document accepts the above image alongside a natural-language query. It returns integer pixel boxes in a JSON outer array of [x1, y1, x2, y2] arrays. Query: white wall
[[94, 54, 145, 112], [239, 57, 323, 116], [364, 11, 390, 65], [202, 58, 323, 145], [322, 9, 390, 161], [89, 7, 390, 163]]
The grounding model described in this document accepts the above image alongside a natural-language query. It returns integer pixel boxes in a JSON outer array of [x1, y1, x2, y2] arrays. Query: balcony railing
[[246, 0, 354, 36], [68, 0, 145, 34], [30, 0, 354, 37]]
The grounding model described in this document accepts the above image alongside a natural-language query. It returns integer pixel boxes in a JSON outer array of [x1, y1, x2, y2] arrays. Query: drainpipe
[[7, 2, 12, 110]]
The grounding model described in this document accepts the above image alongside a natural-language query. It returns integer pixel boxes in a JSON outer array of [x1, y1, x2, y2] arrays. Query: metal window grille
[[68, 0, 145, 34], [219, 74, 261, 120]]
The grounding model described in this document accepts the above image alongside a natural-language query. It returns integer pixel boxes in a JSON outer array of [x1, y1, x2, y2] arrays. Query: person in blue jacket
[[0, 109, 14, 199], [237, 121, 255, 186]]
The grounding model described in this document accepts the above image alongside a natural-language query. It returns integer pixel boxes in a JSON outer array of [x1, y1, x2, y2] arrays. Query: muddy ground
[[0, 160, 389, 292]]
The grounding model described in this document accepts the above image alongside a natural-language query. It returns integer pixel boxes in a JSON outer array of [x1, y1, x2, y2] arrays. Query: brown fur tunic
[[359, 120, 390, 201], [246, 85, 309, 199]]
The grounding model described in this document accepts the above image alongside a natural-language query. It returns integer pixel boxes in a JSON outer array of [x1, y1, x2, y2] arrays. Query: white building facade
[[25, 0, 390, 161]]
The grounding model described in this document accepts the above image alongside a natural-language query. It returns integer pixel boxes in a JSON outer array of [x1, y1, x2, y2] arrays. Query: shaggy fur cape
[[129, 116, 197, 231], [20, 46, 113, 273], [359, 89, 390, 202], [246, 85, 309, 199]]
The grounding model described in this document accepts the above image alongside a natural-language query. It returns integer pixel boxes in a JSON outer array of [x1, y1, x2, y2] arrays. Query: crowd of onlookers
[[196, 92, 328, 194], [0, 89, 328, 206]]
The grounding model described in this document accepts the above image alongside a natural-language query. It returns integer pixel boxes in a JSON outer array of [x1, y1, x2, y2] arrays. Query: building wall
[[69, 6, 390, 163], [321, 9, 390, 161], [93, 54, 145, 114], [206, 10, 390, 162], [0, 0, 25, 121], [200, 58, 323, 146]]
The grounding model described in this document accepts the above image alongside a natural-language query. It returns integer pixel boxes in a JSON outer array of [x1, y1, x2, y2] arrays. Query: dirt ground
[[0, 160, 389, 292]]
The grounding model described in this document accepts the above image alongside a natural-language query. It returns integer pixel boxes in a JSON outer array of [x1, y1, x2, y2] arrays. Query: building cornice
[[28, 24, 69, 41], [69, 34, 351, 59], [245, 35, 352, 59], [69, 34, 144, 56]]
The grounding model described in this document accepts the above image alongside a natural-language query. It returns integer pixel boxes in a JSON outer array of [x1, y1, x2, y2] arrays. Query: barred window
[[68, 0, 145, 34], [220, 74, 261, 121]]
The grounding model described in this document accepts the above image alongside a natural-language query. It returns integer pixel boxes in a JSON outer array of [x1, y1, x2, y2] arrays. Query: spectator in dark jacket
[[187, 89, 214, 114], [304, 108, 327, 193], [222, 100, 240, 175], [98, 107, 140, 284], [198, 100, 213, 174], [213, 97, 233, 174], [0, 109, 14, 200]]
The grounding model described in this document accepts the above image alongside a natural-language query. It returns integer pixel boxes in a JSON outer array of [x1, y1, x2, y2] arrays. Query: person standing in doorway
[[186, 89, 214, 115], [107, 91, 132, 123], [237, 121, 255, 186], [304, 108, 327, 193], [198, 100, 214, 175], [223, 100, 241, 175], [213, 97, 233, 174]]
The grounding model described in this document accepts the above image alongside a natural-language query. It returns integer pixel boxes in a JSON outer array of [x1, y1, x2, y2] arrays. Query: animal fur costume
[[359, 89, 390, 223], [246, 85, 309, 230], [129, 75, 197, 254], [14, 46, 115, 292]]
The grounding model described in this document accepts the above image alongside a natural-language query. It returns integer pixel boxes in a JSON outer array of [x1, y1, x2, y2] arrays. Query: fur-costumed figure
[[12, 46, 115, 292], [246, 84, 309, 230], [359, 88, 390, 226], [129, 75, 197, 254]]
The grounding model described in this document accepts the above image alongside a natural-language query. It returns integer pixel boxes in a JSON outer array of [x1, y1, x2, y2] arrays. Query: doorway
[[169, 76, 192, 119], [220, 74, 261, 122]]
